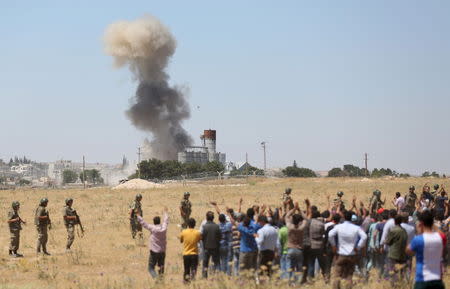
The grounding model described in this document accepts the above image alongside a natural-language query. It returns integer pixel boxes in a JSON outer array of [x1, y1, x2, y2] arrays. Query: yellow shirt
[[180, 228, 202, 255]]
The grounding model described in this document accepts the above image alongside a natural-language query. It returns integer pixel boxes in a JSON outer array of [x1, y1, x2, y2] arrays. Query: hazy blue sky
[[1, 1, 449, 174]]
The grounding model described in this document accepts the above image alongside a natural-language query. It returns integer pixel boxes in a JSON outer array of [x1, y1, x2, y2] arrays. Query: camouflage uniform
[[63, 204, 77, 249], [282, 193, 294, 211], [8, 207, 22, 254], [404, 192, 417, 216], [130, 199, 143, 239], [180, 198, 192, 229], [35, 201, 51, 254], [369, 191, 384, 214]]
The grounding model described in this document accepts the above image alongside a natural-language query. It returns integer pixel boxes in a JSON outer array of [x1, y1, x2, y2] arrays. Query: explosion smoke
[[104, 15, 192, 160]]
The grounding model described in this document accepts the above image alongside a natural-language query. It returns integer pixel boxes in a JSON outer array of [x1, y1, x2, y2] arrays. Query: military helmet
[[285, 188, 292, 194], [135, 193, 142, 200], [434, 184, 439, 190], [12, 201, 20, 208], [409, 185, 415, 190], [39, 198, 48, 205], [184, 192, 190, 196], [337, 191, 344, 198], [65, 198, 73, 205], [373, 189, 381, 197]]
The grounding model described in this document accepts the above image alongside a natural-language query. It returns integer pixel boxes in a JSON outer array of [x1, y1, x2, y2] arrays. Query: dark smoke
[[104, 15, 192, 160]]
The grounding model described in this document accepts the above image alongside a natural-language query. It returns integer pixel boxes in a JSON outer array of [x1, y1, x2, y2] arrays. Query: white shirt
[[256, 224, 279, 251], [328, 221, 367, 256], [394, 197, 405, 210], [380, 218, 395, 248], [400, 223, 415, 245]]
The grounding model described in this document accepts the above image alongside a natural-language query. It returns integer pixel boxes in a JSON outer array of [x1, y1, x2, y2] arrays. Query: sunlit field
[[1, 177, 449, 289]]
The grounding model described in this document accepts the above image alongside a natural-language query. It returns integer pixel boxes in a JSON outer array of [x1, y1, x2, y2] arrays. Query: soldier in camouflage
[[369, 190, 385, 214], [282, 188, 294, 212], [129, 193, 143, 239], [180, 192, 192, 229], [432, 184, 440, 199], [63, 198, 78, 250], [8, 201, 25, 257], [404, 185, 417, 215], [35, 198, 51, 255]]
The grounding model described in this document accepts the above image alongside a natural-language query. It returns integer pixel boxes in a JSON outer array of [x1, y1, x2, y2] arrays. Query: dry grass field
[[0, 177, 448, 289]]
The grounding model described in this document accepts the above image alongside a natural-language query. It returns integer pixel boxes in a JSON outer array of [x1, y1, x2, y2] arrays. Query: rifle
[[74, 212, 84, 237]]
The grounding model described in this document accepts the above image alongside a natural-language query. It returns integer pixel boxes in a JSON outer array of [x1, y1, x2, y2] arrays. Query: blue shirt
[[238, 221, 261, 253], [219, 222, 232, 248]]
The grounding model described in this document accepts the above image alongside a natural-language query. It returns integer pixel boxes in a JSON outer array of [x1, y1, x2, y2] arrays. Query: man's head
[[206, 211, 214, 222], [257, 215, 268, 225], [285, 188, 292, 194], [184, 192, 190, 199], [337, 191, 344, 198], [12, 201, 20, 210], [219, 214, 226, 223], [344, 210, 353, 222], [40, 198, 48, 207], [243, 215, 251, 227], [135, 193, 142, 201], [187, 218, 196, 228], [418, 210, 434, 228], [312, 211, 321, 219], [409, 185, 415, 192], [423, 185, 430, 193], [292, 214, 303, 226], [332, 213, 341, 224], [394, 215, 403, 226], [373, 190, 381, 197], [65, 198, 73, 206], [153, 216, 161, 225], [321, 210, 330, 219], [434, 184, 439, 190], [395, 192, 401, 198], [389, 209, 397, 219], [381, 210, 389, 220], [246, 208, 255, 220]]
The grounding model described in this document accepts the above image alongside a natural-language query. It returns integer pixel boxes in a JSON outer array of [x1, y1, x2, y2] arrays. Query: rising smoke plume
[[104, 15, 192, 160]]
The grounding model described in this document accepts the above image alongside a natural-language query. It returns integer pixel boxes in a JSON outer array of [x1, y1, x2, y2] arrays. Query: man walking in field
[[129, 193, 143, 239], [180, 218, 202, 282], [201, 211, 221, 278], [63, 198, 79, 251], [180, 192, 192, 229], [137, 207, 169, 279], [35, 198, 51, 255], [8, 201, 25, 257]]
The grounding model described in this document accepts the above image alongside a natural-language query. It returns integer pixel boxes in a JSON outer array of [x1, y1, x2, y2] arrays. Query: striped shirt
[[231, 224, 241, 250]]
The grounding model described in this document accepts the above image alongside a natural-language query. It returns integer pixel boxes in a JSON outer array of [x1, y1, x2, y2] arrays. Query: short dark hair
[[206, 211, 214, 221], [418, 210, 434, 228], [395, 192, 401, 198], [321, 210, 330, 219], [219, 214, 226, 223], [332, 213, 341, 223], [243, 215, 251, 227], [257, 215, 268, 224], [246, 208, 255, 220], [312, 211, 321, 218], [344, 211, 353, 221], [311, 205, 318, 213], [389, 209, 397, 218], [394, 215, 403, 226], [188, 218, 196, 228], [381, 210, 389, 220], [153, 216, 161, 225], [292, 214, 303, 225]]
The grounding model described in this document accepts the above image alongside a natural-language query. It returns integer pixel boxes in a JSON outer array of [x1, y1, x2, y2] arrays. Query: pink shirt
[[137, 213, 169, 253]]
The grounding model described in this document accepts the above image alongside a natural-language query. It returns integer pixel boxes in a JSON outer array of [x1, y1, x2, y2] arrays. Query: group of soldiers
[[7, 198, 83, 257]]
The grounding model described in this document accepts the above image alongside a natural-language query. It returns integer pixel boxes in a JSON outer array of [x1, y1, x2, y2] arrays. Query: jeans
[[232, 247, 240, 276], [219, 246, 230, 274], [202, 248, 220, 278], [148, 251, 165, 278], [287, 248, 303, 282], [280, 254, 288, 279], [183, 255, 199, 282]]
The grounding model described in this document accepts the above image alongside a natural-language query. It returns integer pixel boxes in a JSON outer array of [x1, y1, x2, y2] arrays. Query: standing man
[[129, 193, 143, 239], [283, 188, 294, 212], [180, 192, 192, 229], [369, 190, 385, 214], [201, 211, 221, 278], [35, 198, 51, 255], [405, 186, 418, 216], [407, 210, 447, 289], [384, 215, 408, 283], [393, 192, 406, 213], [8, 201, 25, 257], [180, 218, 202, 282], [328, 211, 367, 289], [285, 203, 307, 284], [238, 215, 259, 274], [63, 198, 78, 251], [218, 213, 232, 274], [137, 207, 169, 279], [255, 215, 278, 277], [431, 184, 440, 199]]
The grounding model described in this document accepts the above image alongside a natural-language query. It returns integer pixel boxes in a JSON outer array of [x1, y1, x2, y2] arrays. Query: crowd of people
[[131, 184, 449, 289]]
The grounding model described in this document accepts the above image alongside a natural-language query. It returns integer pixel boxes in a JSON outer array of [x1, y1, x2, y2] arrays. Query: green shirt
[[278, 226, 288, 255], [385, 225, 408, 262]]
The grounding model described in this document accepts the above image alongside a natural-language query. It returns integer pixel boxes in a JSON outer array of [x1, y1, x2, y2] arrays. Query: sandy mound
[[112, 179, 164, 190], [360, 178, 371, 182]]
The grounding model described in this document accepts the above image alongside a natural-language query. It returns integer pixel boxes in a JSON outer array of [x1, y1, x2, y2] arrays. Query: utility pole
[[261, 142, 267, 172], [245, 152, 248, 164], [364, 153, 368, 176], [82, 155, 86, 189], [137, 147, 141, 179]]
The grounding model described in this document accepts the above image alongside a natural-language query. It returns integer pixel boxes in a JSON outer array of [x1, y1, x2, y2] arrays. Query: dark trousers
[[301, 246, 312, 282], [308, 248, 327, 279], [414, 280, 445, 289], [183, 255, 199, 282], [202, 248, 220, 278], [259, 249, 275, 276], [148, 251, 165, 279]]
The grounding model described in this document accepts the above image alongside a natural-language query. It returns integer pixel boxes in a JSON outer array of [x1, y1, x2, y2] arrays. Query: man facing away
[[35, 198, 51, 255], [218, 213, 232, 274], [384, 215, 408, 283], [201, 211, 221, 278], [285, 203, 307, 284], [328, 210, 367, 289], [137, 207, 169, 279], [129, 193, 143, 239], [8, 201, 25, 257], [255, 215, 278, 277], [180, 218, 202, 282], [407, 210, 447, 289]]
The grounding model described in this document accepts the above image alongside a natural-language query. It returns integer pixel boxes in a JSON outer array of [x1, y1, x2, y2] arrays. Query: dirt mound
[[112, 179, 164, 190]]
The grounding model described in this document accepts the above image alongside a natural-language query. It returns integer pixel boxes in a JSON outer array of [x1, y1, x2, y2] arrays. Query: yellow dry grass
[[0, 177, 448, 289]]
